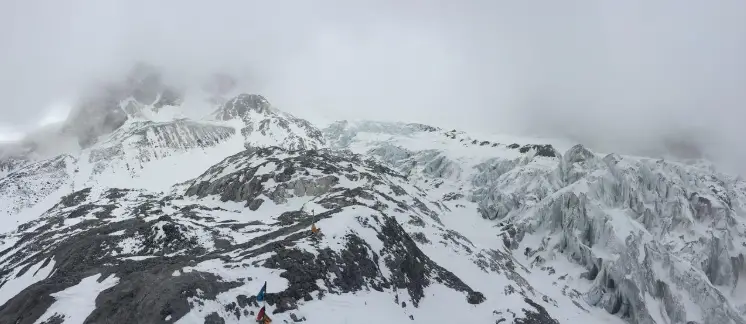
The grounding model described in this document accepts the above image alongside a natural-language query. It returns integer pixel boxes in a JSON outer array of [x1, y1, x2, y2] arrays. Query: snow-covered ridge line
[[0, 89, 329, 221], [324, 119, 565, 157]]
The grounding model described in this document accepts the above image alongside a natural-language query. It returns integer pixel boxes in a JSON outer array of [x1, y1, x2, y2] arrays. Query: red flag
[[256, 306, 266, 321]]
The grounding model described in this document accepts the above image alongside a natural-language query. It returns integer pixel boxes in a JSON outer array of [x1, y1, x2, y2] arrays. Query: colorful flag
[[256, 281, 267, 302], [256, 306, 266, 321]]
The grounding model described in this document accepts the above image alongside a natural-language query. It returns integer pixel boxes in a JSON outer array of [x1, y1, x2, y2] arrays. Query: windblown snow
[[0, 67, 744, 324]]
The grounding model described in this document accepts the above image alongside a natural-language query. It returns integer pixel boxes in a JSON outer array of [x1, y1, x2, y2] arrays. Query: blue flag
[[256, 281, 267, 302]]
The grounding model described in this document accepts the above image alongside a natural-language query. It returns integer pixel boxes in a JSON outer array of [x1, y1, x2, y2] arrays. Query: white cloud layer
[[1, 0, 745, 173]]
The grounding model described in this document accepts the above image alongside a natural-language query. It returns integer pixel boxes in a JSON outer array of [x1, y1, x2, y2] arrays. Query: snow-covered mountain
[[1, 72, 745, 324], [323, 120, 746, 324], [0, 66, 324, 222], [213, 93, 325, 151]]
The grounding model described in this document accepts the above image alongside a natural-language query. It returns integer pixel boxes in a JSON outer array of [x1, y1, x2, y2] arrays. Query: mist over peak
[[1, 0, 745, 174]]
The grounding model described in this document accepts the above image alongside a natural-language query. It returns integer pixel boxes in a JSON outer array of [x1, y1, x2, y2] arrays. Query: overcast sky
[[1, 1, 745, 172]]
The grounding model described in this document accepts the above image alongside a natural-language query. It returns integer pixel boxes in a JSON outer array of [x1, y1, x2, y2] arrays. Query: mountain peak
[[213, 93, 325, 151], [216, 93, 272, 120]]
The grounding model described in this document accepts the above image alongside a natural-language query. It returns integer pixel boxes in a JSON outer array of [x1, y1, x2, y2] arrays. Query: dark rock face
[[257, 215, 485, 314], [512, 298, 560, 324], [185, 147, 403, 207], [39, 314, 65, 324], [377, 216, 481, 307], [260, 236, 385, 314], [87, 271, 241, 324], [204, 312, 226, 324], [407, 123, 439, 132], [518, 144, 558, 158]]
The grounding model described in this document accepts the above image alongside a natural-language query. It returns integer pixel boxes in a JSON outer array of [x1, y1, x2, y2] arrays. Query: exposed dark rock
[[467, 291, 486, 304], [217, 94, 272, 120], [39, 314, 65, 324], [443, 192, 464, 201], [204, 312, 226, 324], [248, 198, 264, 211], [407, 216, 426, 227], [105, 188, 131, 200], [260, 235, 385, 313], [513, 298, 560, 324], [290, 313, 306, 322], [377, 216, 484, 307], [519, 144, 558, 158], [56, 187, 92, 208], [88, 271, 241, 324], [411, 232, 430, 244]]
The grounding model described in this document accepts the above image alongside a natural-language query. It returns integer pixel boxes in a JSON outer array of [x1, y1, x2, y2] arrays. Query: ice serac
[[215, 93, 325, 151], [518, 152, 742, 323], [323, 120, 464, 181], [323, 120, 439, 149], [473, 144, 746, 324]]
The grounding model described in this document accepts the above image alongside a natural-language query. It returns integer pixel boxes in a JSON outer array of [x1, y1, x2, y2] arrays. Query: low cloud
[[1, 0, 745, 173]]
